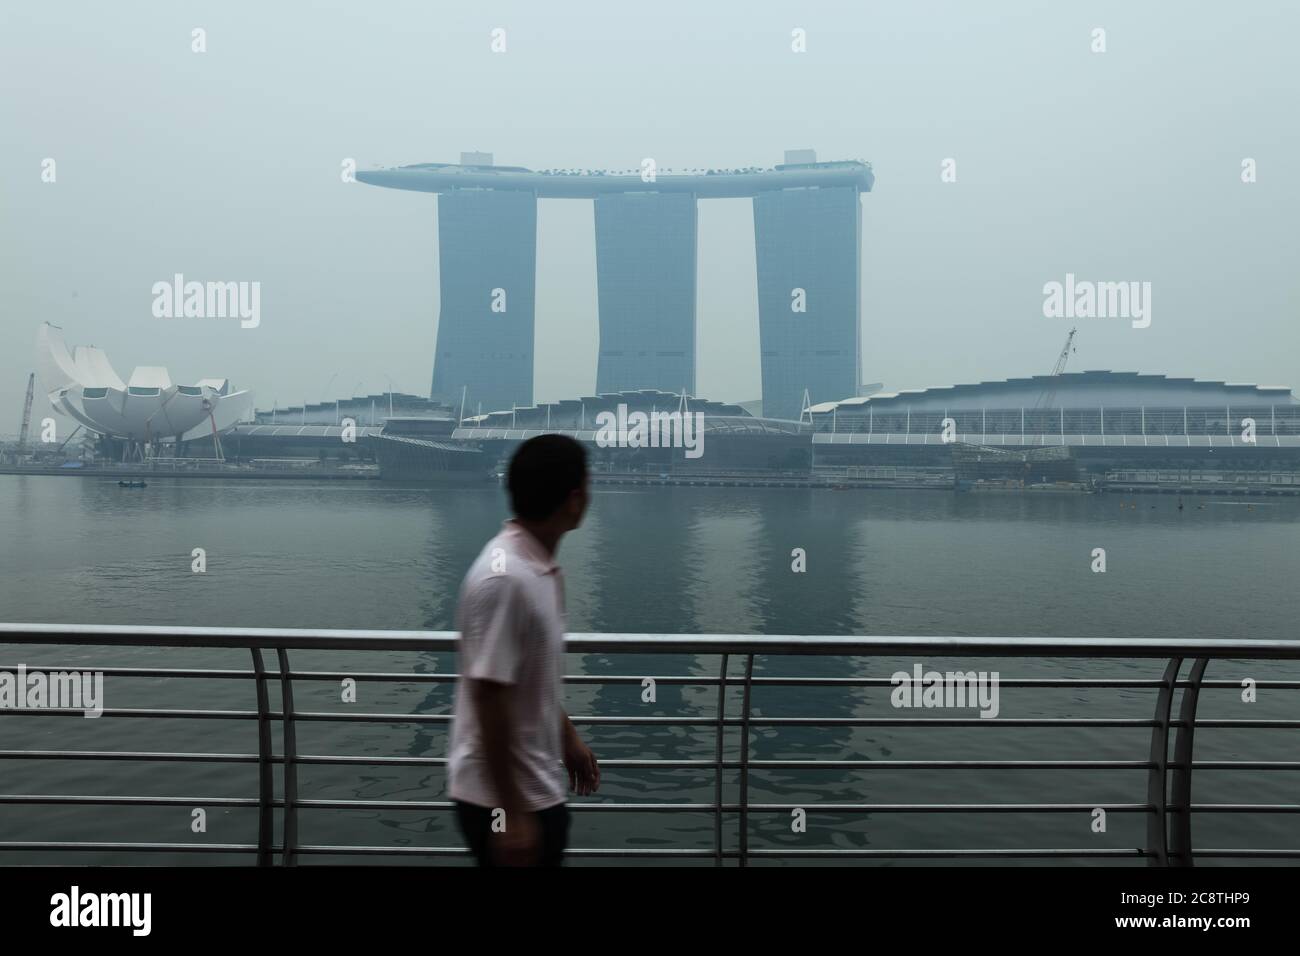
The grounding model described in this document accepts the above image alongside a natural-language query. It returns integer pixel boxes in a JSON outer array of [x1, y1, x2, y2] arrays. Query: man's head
[[507, 434, 589, 532]]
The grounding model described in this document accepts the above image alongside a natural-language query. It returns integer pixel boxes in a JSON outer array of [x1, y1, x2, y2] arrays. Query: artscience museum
[[36, 322, 253, 457]]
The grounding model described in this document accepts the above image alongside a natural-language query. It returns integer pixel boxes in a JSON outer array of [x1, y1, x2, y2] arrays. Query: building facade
[[809, 371, 1300, 482], [454, 389, 811, 475], [431, 188, 537, 414], [594, 192, 698, 395], [753, 184, 862, 420], [357, 151, 873, 419]]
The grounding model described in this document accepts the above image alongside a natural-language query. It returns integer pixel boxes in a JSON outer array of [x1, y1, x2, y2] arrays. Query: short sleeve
[[459, 573, 526, 685]]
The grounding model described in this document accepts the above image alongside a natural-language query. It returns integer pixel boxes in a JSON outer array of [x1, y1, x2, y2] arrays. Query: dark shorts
[[454, 800, 570, 867]]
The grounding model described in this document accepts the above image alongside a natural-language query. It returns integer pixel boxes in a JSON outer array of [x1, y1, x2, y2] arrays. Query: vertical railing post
[[738, 654, 754, 867], [250, 648, 273, 867], [1145, 657, 1181, 866], [1169, 658, 1209, 867], [277, 648, 299, 866], [713, 653, 728, 867]]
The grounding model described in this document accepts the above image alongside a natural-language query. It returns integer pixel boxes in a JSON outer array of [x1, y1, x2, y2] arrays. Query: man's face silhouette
[[562, 476, 590, 531]]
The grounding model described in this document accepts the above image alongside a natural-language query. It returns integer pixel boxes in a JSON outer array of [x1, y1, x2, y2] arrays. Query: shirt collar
[[502, 520, 561, 576]]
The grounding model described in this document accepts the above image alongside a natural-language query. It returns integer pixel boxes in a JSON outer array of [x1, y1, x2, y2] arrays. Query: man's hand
[[563, 720, 601, 796], [493, 807, 540, 867]]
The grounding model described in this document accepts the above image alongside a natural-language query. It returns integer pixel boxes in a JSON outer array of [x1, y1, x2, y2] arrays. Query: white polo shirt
[[447, 521, 568, 811]]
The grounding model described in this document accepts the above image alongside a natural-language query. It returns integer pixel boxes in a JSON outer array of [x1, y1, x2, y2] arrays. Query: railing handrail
[[4, 623, 1300, 659], [4, 623, 1300, 866]]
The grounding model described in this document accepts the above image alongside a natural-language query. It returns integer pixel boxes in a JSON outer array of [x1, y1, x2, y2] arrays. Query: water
[[1, 475, 1297, 865]]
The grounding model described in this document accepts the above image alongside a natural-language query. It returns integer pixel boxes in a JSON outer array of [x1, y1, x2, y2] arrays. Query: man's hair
[[507, 434, 589, 520]]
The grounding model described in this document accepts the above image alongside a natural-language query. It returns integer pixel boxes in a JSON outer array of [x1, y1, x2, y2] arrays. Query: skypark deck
[[356, 159, 875, 198]]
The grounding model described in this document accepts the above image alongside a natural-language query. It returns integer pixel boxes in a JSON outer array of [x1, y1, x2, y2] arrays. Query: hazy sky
[[3, 0, 1298, 431]]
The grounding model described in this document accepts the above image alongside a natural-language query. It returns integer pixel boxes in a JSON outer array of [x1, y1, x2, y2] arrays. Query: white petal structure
[[36, 322, 254, 442]]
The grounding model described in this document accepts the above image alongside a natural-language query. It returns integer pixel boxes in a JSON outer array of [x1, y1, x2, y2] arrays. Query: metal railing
[[2, 624, 1298, 865]]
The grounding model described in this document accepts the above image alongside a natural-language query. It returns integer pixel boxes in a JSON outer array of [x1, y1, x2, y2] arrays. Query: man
[[448, 434, 601, 866]]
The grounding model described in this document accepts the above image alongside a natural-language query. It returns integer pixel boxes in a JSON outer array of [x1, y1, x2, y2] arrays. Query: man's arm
[[562, 710, 600, 796], [473, 678, 539, 865]]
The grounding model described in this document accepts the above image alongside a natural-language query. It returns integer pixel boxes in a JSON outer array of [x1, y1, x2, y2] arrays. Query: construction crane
[[16, 373, 34, 453], [1034, 327, 1077, 410]]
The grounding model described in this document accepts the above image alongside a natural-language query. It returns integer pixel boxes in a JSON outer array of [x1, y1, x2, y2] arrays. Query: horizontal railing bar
[[271, 755, 435, 766], [7, 752, 1296, 772], [0, 795, 258, 807], [285, 712, 451, 724], [0, 752, 713, 768], [290, 673, 726, 685], [0, 751, 1168, 770], [746, 760, 1291, 771], [293, 846, 712, 857], [6, 623, 1300, 658], [11, 664, 1295, 691], [287, 671, 453, 682], [292, 799, 718, 812], [294, 847, 1151, 859], [742, 718, 1293, 729], [267, 714, 1188, 728], [0, 842, 255, 852], [746, 759, 1160, 769], [0, 750, 259, 763], [743, 848, 1151, 858], [292, 845, 1151, 859], [748, 678, 1300, 689], [283, 757, 1178, 771], [2, 708, 258, 720], [269, 712, 849, 727], [519, 848, 717, 857], [4, 797, 1293, 815], [8, 707, 1298, 732], [0, 843, 1177, 860], [1193, 849, 1300, 858], [744, 803, 1155, 812], [286, 756, 730, 768], [0, 666, 257, 679], [292, 846, 1154, 859], [298, 846, 464, 856], [736, 718, 1169, 727], [288, 800, 1156, 813]]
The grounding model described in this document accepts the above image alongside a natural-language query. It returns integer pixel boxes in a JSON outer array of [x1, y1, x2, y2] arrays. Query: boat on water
[[117, 480, 148, 488]]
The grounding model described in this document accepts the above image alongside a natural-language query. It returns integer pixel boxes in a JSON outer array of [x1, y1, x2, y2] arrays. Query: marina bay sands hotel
[[357, 150, 873, 421]]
